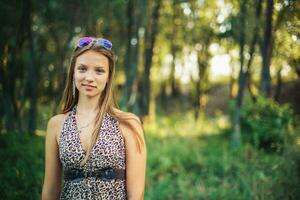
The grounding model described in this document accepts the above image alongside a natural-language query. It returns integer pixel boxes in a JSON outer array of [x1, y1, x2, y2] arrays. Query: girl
[[41, 37, 146, 200]]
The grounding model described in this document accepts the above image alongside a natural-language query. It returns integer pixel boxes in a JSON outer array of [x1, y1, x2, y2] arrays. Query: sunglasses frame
[[77, 37, 112, 51]]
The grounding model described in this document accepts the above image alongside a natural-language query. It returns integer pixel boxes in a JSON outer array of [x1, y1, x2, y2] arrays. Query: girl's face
[[74, 50, 110, 99]]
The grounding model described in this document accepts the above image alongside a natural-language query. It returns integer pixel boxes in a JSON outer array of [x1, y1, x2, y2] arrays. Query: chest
[[78, 125, 95, 152], [59, 118, 126, 169]]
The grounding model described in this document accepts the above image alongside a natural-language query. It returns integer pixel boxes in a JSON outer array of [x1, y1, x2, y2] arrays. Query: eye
[[96, 69, 105, 74], [77, 66, 86, 72]]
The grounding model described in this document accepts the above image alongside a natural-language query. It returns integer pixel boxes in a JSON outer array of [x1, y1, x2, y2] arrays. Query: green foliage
[[240, 96, 295, 152], [0, 133, 44, 200], [271, 146, 300, 200], [146, 136, 299, 199]]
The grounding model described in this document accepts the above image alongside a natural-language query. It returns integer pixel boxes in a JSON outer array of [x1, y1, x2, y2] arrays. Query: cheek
[[73, 74, 85, 89], [74, 71, 84, 81], [96, 77, 108, 91], [97, 74, 109, 84]]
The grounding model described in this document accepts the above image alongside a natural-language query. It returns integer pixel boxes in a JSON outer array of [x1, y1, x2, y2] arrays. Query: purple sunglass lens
[[78, 37, 94, 48], [103, 40, 112, 48], [97, 38, 112, 50]]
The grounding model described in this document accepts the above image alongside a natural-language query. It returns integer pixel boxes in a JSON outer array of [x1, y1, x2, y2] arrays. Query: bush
[[271, 146, 300, 200], [0, 133, 44, 200], [240, 96, 295, 152]]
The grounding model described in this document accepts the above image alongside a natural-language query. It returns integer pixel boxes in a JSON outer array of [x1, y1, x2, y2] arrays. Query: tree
[[139, 0, 162, 117], [231, 0, 247, 147], [260, 0, 274, 96], [121, 0, 146, 113], [189, 0, 217, 119]]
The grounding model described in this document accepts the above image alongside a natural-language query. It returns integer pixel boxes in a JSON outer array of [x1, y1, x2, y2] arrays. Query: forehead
[[76, 50, 109, 68]]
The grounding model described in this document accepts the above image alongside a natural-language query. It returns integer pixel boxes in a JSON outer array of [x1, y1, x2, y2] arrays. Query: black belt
[[64, 167, 126, 182]]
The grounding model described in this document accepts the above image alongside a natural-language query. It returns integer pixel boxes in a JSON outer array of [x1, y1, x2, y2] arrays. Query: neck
[[77, 94, 102, 115]]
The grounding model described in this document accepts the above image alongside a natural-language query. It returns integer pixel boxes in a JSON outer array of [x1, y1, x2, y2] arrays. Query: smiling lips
[[82, 83, 96, 89]]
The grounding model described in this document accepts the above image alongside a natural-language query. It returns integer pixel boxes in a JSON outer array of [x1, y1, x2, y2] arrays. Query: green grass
[[144, 113, 300, 200], [145, 134, 297, 200], [0, 112, 299, 200]]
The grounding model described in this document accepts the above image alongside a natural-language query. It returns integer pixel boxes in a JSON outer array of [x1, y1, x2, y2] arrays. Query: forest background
[[0, 0, 300, 199]]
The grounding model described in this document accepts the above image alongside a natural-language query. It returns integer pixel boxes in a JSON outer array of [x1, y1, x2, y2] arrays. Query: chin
[[87, 93, 101, 98], [80, 91, 101, 98]]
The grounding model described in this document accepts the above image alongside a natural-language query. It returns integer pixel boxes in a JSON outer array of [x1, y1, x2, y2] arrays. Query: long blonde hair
[[60, 40, 143, 166]]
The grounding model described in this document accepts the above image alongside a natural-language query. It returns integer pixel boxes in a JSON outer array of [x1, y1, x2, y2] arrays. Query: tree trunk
[[260, 0, 274, 97], [274, 66, 282, 102], [170, 0, 179, 97], [194, 74, 201, 120], [229, 66, 236, 99], [122, 0, 133, 110], [1, 0, 28, 133], [245, 0, 262, 102], [247, 71, 257, 102], [232, 0, 247, 147], [122, 0, 146, 113], [25, 0, 39, 134], [194, 48, 209, 120], [140, 0, 161, 117]]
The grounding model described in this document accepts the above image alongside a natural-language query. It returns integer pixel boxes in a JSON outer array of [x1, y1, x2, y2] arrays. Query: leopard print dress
[[59, 105, 127, 200]]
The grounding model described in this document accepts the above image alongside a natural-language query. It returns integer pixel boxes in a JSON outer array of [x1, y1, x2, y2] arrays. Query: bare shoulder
[[47, 113, 69, 144], [47, 113, 68, 130]]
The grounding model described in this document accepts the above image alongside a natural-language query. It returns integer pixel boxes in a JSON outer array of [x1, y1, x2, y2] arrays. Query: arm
[[120, 115, 147, 200], [41, 115, 64, 200]]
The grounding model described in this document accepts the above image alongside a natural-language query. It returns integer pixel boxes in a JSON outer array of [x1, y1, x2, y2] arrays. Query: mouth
[[82, 83, 96, 88]]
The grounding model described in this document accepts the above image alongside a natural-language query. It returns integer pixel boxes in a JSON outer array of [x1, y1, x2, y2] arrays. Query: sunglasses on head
[[77, 37, 112, 50]]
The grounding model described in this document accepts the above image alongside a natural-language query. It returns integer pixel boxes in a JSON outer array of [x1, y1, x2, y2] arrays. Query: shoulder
[[47, 113, 69, 143], [47, 113, 68, 130]]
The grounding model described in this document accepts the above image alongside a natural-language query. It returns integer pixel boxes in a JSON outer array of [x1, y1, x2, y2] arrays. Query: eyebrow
[[77, 64, 106, 69]]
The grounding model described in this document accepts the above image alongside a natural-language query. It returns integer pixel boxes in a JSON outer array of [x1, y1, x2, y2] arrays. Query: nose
[[85, 70, 95, 82]]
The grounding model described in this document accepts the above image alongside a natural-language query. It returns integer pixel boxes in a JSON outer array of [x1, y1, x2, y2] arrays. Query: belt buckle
[[102, 168, 114, 181]]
